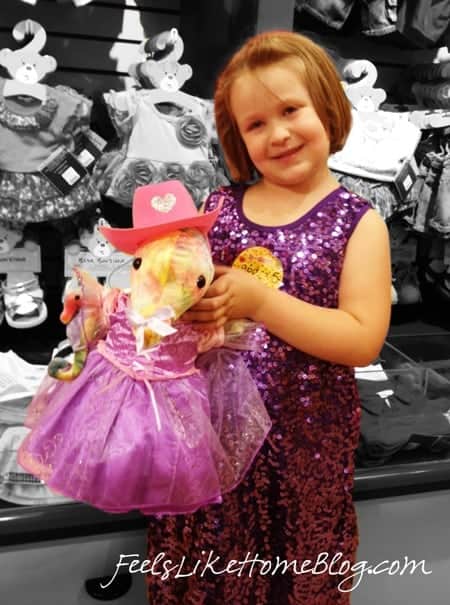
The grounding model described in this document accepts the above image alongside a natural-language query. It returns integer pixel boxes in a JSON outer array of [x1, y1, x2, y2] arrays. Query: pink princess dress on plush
[[18, 294, 271, 515]]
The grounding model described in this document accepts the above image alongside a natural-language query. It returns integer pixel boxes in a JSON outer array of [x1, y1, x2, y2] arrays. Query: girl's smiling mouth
[[272, 145, 304, 160]]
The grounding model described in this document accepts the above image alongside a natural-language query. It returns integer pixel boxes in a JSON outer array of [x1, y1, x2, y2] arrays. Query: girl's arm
[[183, 209, 391, 367]]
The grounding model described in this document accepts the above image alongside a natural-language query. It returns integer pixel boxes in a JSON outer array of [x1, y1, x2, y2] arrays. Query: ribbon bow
[[128, 306, 177, 352]]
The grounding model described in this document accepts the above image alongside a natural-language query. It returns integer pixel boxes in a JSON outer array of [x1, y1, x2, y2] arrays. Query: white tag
[[355, 363, 388, 381], [62, 166, 81, 186], [78, 149, 95, 168], [377, 389, 394, 398]]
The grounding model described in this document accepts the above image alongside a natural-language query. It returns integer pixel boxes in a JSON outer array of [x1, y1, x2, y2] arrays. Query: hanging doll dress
[[18, 293, 271, 514], [0, 78, 100, 226], [95, 89, 224, 208]]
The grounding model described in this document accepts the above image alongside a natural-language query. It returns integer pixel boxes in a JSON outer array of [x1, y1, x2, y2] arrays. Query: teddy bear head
[[128, 27, 192, 91], [346, 86, 387, 112], [342, 59, 386, 112], [0, 223, 23, 254], [135, 59, 192, 92], [0, 20, 56, 85], [80, 218, 115, 259], [0, 48, 56, 84]]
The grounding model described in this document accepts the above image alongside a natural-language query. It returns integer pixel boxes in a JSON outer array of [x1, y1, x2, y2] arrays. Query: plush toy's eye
[[133, 258, 142, 270], [74, 294, 81, 301], [196, 275, 206, 289]]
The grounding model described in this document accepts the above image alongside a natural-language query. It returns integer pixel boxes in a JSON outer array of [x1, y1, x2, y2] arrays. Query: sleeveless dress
[[18, 293, 271, 514], [146, 185, 372, 605]]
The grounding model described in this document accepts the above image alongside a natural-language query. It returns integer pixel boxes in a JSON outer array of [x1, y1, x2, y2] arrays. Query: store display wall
[[0, 2, 449, 604]]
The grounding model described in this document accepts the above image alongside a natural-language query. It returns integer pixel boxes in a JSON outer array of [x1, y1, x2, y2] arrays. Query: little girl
[[145, 31, 391, 604]]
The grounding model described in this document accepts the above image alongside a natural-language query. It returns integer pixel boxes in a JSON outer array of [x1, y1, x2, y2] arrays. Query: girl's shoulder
[[334, 186, 373, 224]]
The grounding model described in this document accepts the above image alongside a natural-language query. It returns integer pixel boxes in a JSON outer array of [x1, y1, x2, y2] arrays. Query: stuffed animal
[[18, 180, 271, 515]]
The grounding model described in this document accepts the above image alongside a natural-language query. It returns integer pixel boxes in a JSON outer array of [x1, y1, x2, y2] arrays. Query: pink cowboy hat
[[99, 180, 221, 255]]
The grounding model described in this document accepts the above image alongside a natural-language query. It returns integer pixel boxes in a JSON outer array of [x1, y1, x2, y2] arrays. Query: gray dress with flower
[[95, 89, 226, 208]]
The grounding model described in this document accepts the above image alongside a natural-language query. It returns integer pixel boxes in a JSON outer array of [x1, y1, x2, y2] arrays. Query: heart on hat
[[151, 193, 177, 213]]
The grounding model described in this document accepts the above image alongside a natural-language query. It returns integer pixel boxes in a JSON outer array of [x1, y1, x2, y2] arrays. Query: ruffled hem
[[0, 171, 100, 225], [18, 349, 271, 515], [95, 153, 221, 208]]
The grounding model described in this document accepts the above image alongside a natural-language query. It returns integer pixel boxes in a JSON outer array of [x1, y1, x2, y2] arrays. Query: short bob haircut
[[214, 30, 352, 183]]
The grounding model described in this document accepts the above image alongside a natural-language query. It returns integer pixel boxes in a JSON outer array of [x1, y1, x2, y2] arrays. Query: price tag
[[73, 130, 107, 170], [393, 159, 417, 200], [39, 146, 88, 195]]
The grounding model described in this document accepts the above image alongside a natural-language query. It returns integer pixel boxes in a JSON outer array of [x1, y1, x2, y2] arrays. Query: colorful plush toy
[[18, 180, 271, 515]]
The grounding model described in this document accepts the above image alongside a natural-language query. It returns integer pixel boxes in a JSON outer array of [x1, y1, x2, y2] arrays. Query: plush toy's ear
[[41, 54, 57, 76], [176, 64, 193, 87], [128, 60, 161, 88], [143, 61, 165, 88], [79, 228, 91, 248], [0, 48, 13, 71], [0, 224, 23, 251]]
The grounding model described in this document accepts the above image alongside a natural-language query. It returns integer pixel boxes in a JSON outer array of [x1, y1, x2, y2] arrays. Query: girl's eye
[[133, 258, 142, 270], [247, 120, 263, 131], [197, 275, 206, 288], [284, 106, 298, 115]]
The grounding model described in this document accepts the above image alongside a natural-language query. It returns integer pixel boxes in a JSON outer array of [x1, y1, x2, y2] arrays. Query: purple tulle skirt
[[18, 347, 271, 515]]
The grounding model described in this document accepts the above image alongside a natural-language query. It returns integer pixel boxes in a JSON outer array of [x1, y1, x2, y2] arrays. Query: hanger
[[3, 80, 47, 103], [129, 28, 200, 115], [0, 20, 57, 104]]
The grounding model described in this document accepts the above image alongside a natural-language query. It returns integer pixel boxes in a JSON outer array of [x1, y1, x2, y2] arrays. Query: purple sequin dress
[[146, 185, 372, 604]]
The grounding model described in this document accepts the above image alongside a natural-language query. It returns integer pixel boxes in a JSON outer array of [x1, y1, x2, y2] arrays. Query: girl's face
[[230, 60, 331, 191]]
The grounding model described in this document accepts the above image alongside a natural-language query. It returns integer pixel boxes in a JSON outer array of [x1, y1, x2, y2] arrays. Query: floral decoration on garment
[[159, 162, 186, 182], [110, 160, 160, 206], [175, 115, 207, 148]]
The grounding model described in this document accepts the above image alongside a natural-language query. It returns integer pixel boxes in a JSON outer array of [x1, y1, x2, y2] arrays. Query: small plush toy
[[18, 180, 271, 515]]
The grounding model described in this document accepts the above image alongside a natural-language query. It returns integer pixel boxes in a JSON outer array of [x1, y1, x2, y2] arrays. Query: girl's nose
[[270, 122, 290, 144]]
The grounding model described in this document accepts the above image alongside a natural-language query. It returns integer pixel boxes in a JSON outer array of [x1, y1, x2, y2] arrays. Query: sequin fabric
[[146, 185, 372, 605]]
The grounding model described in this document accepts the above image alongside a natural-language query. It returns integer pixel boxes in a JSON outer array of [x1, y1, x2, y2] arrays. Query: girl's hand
[[182, 265, 265, 329]]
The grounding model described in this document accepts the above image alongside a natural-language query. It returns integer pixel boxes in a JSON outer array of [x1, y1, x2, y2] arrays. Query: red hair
[[214, 30, 352, 182]]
